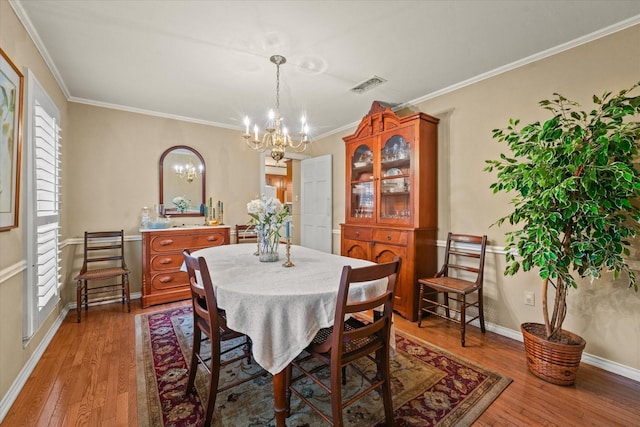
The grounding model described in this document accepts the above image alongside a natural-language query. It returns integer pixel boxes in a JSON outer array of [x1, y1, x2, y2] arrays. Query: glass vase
[[258, 230, 279, 262]]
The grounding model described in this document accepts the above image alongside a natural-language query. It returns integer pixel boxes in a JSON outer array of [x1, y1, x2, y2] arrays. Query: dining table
[[189, 243, 389, 427]]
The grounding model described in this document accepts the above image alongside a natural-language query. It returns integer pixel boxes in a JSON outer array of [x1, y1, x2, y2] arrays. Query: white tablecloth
[[189, 244, 388, 374]]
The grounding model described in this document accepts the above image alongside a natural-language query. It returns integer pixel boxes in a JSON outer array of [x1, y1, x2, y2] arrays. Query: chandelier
[[243, 55, 310, 162], [174, 161, 202, 183]]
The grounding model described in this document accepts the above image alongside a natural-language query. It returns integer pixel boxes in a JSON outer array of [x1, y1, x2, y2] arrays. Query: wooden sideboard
[[140, 226, 230, 308]]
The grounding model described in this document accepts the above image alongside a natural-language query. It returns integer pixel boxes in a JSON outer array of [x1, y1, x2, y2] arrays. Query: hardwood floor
[[2, 300, 639, 426]]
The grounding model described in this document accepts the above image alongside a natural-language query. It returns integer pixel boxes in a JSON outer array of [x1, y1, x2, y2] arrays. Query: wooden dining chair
[[417, 232, 488, 346], [182, 249, 267, 426], [287, 257, 401, 426], [74, 230, 130, 322], [235, 224, 258, 243]]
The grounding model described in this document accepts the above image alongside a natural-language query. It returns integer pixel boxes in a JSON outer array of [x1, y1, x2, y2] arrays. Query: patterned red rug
[[136, 306, 510, 426]]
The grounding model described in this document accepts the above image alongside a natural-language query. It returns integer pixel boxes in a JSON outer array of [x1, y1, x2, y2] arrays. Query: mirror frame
[[159, 145, 206, 217]]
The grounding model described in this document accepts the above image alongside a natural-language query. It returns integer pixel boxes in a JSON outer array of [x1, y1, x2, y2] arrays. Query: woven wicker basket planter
[[521, 322, 586, 386]]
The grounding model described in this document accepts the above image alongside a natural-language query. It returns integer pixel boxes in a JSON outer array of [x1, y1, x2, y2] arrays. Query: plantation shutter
[[24, 70, 61, 339]]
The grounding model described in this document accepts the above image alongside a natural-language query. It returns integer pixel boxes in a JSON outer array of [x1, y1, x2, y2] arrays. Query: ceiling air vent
[[350, 76, 387, 94]]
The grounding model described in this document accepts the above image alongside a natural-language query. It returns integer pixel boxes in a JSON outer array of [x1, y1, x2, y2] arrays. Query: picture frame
[[0, 48, 24, 231]]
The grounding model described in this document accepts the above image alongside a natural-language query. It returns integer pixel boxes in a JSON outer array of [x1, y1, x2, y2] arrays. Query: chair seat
[[76, 266, 129, 281], [310, 317, 381, 355], [419, 276, 478, 294]]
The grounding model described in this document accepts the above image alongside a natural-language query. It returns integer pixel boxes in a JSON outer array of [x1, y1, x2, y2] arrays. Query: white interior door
[[300, 155, 332, 252]]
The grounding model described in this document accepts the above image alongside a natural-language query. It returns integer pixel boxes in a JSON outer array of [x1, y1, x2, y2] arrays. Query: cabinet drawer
[[372, 229, 408, 245], [343, 226, 372, 241], [150, 253, 184, 271], [150, 231, 227, 252], [150, 270, 189, 290]]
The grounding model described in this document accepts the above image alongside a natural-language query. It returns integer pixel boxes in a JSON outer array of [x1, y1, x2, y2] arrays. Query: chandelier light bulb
[[244, 116, 250, 134]]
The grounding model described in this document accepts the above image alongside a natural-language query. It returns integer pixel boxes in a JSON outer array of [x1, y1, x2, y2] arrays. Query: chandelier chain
[[275, 61, 280, 113]]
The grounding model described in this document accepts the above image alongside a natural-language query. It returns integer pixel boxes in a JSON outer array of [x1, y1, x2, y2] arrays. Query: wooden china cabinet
[[341, 102, 439, 321]]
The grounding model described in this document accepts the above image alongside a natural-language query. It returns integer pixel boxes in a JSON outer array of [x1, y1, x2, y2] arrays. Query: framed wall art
[[0, 48, 24, 231]]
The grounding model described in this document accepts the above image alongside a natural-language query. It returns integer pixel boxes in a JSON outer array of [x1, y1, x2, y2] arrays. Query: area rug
[[136, 306, 511, 426]]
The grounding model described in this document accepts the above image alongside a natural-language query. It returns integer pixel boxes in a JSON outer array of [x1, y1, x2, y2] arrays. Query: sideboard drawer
[[150, 253, 184, 271], [372, 229, 408, 245], [343, 226, 372, 241], [150, 270, 188, 290], [150, 231, 227, 252]]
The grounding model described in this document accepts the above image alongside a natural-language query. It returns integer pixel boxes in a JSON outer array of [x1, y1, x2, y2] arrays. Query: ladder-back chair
[[75, 230, 130, 322], [287, 257, 401, 426], [182, 249, 267, 426], [417, 232, 488, 346]]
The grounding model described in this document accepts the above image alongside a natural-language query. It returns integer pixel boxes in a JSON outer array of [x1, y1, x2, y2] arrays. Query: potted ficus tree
[[485, 82, 640, 385]]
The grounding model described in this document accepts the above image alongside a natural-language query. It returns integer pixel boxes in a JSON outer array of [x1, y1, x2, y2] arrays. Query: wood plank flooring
[[2, 300, 639, 426]]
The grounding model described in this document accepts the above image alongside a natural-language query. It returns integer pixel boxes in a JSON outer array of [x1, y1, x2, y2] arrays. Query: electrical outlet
[[524, 291, 535, 306]]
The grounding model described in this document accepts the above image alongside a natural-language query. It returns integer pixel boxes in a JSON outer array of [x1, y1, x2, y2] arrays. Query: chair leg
[[204, 341, 222, 427], [330, 363, 344, 427], [460, 294, 466, 347], [443, 292, 451, 318], [417, 284, 424, 328], [76, 280, 82, 322], [124, 273, 131, 313], [186, 329, 202, 394], [246, 336, 253, 364], [285, 363, 293, 417], [84, 282, 88, 312], [376, 347, 395, 426], [478, 289, 486, 333]]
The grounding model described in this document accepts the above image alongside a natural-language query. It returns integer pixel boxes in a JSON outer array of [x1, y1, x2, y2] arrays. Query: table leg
[[273, 370, 288, 427]]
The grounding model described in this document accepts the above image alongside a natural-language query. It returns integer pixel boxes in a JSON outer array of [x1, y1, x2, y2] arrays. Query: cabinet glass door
[[379, 133, 411, 224], [349, 144, 374, 220]]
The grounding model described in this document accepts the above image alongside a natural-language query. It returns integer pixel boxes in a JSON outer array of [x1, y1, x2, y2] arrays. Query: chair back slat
[[81, 230, 127, 272], [441, 233, 487, 287]]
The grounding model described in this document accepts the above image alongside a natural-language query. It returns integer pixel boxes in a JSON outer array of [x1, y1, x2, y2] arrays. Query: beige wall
[[1, 0, 639, 409], [414, 24, 640, 370], [318, 24, 640, 370], [64, 103, 267, 294], [0, 0, 69, 402]]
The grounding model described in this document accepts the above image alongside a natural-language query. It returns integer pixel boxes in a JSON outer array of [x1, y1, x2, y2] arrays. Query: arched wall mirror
[[160, 145, 206, 216]]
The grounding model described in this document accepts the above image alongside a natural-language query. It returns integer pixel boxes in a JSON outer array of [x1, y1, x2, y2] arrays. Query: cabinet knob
[[387, 234, 392, 240], [159, 257, 172, 265], [355, 231, 360, 237], [159, 239, 174, 246], [207, 235, 219, 242], [159, 276, 173, 283]]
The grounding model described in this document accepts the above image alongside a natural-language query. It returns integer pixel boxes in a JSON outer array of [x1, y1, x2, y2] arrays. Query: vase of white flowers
[[247, 196, 289, 262], [173, 196, 190, 213]]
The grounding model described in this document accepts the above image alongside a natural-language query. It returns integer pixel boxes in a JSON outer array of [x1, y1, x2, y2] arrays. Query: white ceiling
[[10, 1, 640, 137]]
